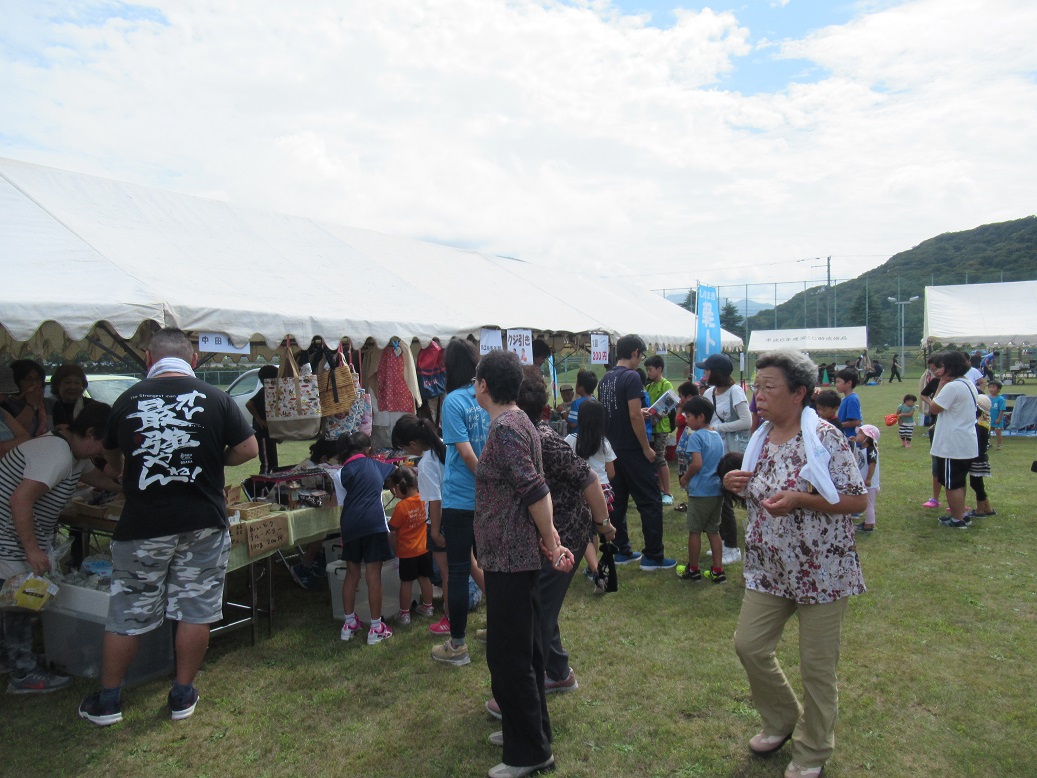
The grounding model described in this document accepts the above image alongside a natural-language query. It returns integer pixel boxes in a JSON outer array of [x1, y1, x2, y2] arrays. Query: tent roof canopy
[[0, 157, 743, 360], [924, 281, 1037, 348], [747, 326, 868, 353]]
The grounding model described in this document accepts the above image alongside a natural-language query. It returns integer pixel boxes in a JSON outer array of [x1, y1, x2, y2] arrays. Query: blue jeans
[[441, 508, 475, 642]]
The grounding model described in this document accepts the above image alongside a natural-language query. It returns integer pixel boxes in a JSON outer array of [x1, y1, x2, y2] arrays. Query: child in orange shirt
[[387, 467, 435, 624]]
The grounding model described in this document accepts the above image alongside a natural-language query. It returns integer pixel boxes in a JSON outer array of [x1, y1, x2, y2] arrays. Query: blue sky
[[602, 0, 858, 93]]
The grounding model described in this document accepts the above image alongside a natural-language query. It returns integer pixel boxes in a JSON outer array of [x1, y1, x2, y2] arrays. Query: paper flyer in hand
[[648, 389, 680, 417]]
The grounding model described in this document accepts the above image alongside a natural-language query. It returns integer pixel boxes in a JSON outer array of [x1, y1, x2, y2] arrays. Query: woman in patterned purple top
[[473, 350, 574, 778], [482, 375, 615, 719], [722, 350, 867, 778]]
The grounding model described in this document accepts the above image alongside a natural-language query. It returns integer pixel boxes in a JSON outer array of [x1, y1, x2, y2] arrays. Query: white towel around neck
[[741, 405, 840, 505]]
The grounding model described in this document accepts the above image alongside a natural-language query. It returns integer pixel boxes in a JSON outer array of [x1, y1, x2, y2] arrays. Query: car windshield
[[228, 371, 261, 397], [85, 377, 140, 404]]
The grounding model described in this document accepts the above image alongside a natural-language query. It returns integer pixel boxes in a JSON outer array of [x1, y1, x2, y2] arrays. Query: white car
[[226, 368, 262, 422], [82, 374, 141, 404]]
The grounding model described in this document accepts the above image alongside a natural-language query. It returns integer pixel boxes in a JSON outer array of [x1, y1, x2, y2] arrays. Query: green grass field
[[3, 377, 1035, 777]]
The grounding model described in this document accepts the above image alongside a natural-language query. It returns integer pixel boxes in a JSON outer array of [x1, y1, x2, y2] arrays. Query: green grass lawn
[[3, 377, 1035, 777]]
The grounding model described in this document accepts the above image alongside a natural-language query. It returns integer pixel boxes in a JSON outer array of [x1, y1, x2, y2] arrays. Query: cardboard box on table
[[42, 583, 174, 687]]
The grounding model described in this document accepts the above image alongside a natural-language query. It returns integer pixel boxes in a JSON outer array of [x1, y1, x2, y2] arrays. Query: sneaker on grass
[[661, 493, 674, 506], [721, 547, 742, 566], [397, 610, 412, 625], [544, 668, 578, 694], [855, 522, 875, 532], [613, 551, 642, 565], [486, 697, 502, 719], [922, 498, 940, 509], [367, 622, 393, 645], [431, 639, 471, 666], [340, 618, 363, 641], [415, 602, 436, 617], [7, 668, 73, 695], [704, 569, 727, 583], [428, 615, 451, 635], [169, 686, 199, 721], [78, 691, 123, 726], [487, 755, 555, 778], [940, 517, 970, 529], [676, 564, 702, 581], [639, 556, 677, 571]]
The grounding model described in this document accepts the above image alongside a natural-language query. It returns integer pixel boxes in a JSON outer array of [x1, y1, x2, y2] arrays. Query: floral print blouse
[[536, 421, 597, 552], [474, 409, 551, 573], [744, 420, 867, 604]]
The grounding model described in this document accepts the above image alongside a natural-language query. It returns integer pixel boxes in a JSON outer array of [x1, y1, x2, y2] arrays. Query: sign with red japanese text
[[591, 334, 610, 365]]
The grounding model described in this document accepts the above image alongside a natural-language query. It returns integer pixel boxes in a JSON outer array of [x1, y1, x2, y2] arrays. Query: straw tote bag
[[319, 343, 359, 416]]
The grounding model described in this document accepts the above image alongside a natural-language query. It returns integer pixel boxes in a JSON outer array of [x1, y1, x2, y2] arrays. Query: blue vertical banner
[[694, 284, 720, 381]]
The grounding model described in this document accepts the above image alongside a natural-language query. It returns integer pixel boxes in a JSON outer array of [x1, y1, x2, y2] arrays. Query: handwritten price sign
[[590, 334, 610, 365]]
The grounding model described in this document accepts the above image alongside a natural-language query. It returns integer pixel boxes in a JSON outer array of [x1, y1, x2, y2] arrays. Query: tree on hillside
[[720, 299, 743, 333], [847, 289, 889, 349], [679, 288, 696, 312]]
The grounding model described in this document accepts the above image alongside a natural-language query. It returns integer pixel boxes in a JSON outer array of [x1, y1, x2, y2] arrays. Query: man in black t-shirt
[[597, 334, 675, 571], [79, 329, 258, 728]]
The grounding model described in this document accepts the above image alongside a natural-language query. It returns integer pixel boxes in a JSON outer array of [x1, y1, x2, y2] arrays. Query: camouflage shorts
[[107, 527, 231, 636]]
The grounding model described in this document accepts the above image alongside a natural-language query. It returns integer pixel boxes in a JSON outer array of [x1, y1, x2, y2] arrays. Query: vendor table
[[59, 505, 341, 643]]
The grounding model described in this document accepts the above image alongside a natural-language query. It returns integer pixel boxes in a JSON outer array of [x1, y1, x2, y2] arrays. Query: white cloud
[[1, 0, 1035, 295]]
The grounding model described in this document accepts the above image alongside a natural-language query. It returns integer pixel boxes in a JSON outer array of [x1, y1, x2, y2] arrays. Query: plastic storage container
[[327, 559, 415, 623], [42, 583, 174, 687]]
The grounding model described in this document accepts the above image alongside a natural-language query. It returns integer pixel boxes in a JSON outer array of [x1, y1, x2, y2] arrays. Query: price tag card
[[590, 333, 610, 365], [507, 329, 533, 365], [480, 328, 503, 355]]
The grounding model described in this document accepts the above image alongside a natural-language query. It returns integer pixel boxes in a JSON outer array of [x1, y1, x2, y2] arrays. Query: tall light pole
[[888, 295, 920, 374]]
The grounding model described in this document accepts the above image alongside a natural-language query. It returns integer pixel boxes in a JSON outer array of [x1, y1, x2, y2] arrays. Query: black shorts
[[398, 552, 435, 582], [427, 525, 446, 554], [341, 532, 395, 564], [933, 456, 971, 491]]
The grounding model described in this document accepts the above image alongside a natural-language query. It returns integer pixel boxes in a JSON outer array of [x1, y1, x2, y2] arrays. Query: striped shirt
[[0, 434, 92, 560]]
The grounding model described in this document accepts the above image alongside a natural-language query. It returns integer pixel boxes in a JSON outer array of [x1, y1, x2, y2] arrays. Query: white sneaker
[[721, 547, 742, 566], [367, 622, 393, 645], [340, 619, 362, 641], [397, 610, 411, 625]]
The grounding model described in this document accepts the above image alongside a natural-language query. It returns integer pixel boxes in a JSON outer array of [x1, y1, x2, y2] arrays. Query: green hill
[[744, 215, 1037, 356]]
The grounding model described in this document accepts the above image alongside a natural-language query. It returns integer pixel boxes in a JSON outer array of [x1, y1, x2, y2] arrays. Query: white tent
[[0, 157, 742, 359], [747, 326, 868, 353], [924, 281, 1037, 347]]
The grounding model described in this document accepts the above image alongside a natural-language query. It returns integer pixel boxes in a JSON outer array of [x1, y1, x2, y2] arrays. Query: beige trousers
[[734, 588, 849, 769]]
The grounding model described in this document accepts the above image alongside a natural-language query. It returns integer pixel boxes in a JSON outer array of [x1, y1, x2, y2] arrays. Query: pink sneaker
[[922, 498, 939, 509], [340, 617, 362, 641], [428, 615, 451, 635]]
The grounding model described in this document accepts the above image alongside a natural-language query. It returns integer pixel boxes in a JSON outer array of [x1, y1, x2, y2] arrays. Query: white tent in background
[[0, 157, 742, 359], [747, 326, 868, 353], [923, 281, 1037, 347]]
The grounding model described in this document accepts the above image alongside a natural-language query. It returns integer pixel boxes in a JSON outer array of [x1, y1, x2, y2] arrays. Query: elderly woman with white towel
[[722, 349, 867, 778]]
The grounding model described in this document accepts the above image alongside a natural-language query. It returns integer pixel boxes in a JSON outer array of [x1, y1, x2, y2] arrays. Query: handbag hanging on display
[[321, 347, 372, 440], [265, 344, 322, 441], [319, 343, 359, 416]]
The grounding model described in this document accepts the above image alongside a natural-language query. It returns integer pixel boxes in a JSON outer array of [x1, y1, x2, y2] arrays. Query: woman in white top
[[929, 351, 980, 529], [564, 398, 616, 591], [696, 353, 752, 565]]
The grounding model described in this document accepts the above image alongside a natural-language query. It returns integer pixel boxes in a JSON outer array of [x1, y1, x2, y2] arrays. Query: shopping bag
[[265, 346, 322, 441], [319, 344, 358, 416], [417, 341, 447, 399], [322, 387, 369, 440]]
